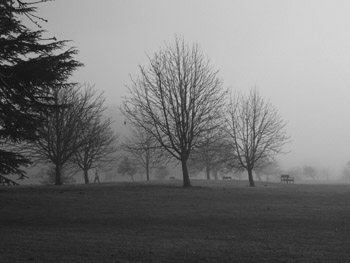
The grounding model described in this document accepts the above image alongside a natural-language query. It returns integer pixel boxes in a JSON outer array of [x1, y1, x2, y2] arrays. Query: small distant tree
[[122, 125, 167, 181], [122, 37, 226, 187], [304, 165, 317, 180], [225, 88, 289, 187], [189, 130, 230, 180], [117, 156, 137, 182]]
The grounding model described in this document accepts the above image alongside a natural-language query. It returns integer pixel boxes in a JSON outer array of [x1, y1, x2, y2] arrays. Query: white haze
[[33, 0, 350, 178]]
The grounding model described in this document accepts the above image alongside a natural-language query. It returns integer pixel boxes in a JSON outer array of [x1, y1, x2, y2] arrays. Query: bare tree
[[225, 88, 289, 187], [74, 115, 118, 184], [117, 155, 137, 182], [189, 129, 231, 180], [73, 90, 119, 184], [122, 125, 168, 181], [303, 165, 317, 180], [31, 84, 104, 185], [122, 37, 226, 187]]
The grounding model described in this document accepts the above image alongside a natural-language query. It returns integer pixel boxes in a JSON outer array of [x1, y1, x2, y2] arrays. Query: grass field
[[1, 180, 350, 262]]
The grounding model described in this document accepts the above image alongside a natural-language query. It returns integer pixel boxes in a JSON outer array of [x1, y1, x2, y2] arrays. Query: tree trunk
[[146, 164, 150, 181], [84, 169, 89, 184], [247, 167, 255, 187], [130, 174, 135, 182], [54, 95, 62, 186], [55, 164, 62, 185], [205, 162, 210, 180], [181, 158, 191, 187]]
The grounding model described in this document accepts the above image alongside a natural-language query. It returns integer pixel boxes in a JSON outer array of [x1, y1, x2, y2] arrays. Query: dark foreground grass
[[1, 180, 350, 262]]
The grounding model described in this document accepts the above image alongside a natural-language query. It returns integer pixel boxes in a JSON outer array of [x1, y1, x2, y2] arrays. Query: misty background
[[33, 0, 350, 178]]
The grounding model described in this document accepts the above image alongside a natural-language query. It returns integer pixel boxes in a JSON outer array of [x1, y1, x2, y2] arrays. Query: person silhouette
[[94, 169, 100, 183]]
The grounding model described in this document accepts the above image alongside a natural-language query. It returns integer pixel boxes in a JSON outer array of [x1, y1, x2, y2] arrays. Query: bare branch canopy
[[225, 88, 290, 187], [122, 37, 227, 187]]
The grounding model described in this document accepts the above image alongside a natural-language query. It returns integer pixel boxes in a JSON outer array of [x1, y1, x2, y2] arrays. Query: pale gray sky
[[34, 0, 350, 175]]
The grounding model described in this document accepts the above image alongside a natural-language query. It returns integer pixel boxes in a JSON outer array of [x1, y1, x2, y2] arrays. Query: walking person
[[94, 169, 100, 183]]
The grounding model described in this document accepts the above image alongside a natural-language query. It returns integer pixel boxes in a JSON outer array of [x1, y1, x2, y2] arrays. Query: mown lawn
[[1, 180, 350, 262]]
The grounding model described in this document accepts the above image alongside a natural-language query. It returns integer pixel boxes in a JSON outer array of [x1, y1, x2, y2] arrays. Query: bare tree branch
[[72, 88, 119, 184], [225, 88, 290, 187], [122, 125, 169, 181], [29, 84, 116, 185], [122, 37, 226, 187]]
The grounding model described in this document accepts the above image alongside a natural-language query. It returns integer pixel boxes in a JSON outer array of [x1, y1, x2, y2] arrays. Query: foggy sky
[[34, 0, 350, 176]]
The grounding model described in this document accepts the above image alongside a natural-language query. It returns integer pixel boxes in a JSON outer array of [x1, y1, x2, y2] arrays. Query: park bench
[[222, 176, 232, 180], [0, 175, 19, 186], [169, 176, 175, 180], [280, 174, 294, 184]]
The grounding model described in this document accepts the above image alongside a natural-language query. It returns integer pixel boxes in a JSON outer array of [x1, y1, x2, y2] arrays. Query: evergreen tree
[[0, 1, 82, 178]]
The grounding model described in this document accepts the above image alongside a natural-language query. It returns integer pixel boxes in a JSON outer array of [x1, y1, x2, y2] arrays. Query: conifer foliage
[[0, 1, 82, 178]]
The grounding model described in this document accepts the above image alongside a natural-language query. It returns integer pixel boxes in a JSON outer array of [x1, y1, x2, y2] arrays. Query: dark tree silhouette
[[225, 88, 289, 187], [0, 1, 81, 179], [122, 37, 226, 187]]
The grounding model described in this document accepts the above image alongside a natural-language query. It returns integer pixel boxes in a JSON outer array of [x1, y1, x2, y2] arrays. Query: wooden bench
[[0, 175, 19, 186], [169, 176, 175, 180], [222, 176, 232, 180], [281, 174, 294, 184]]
